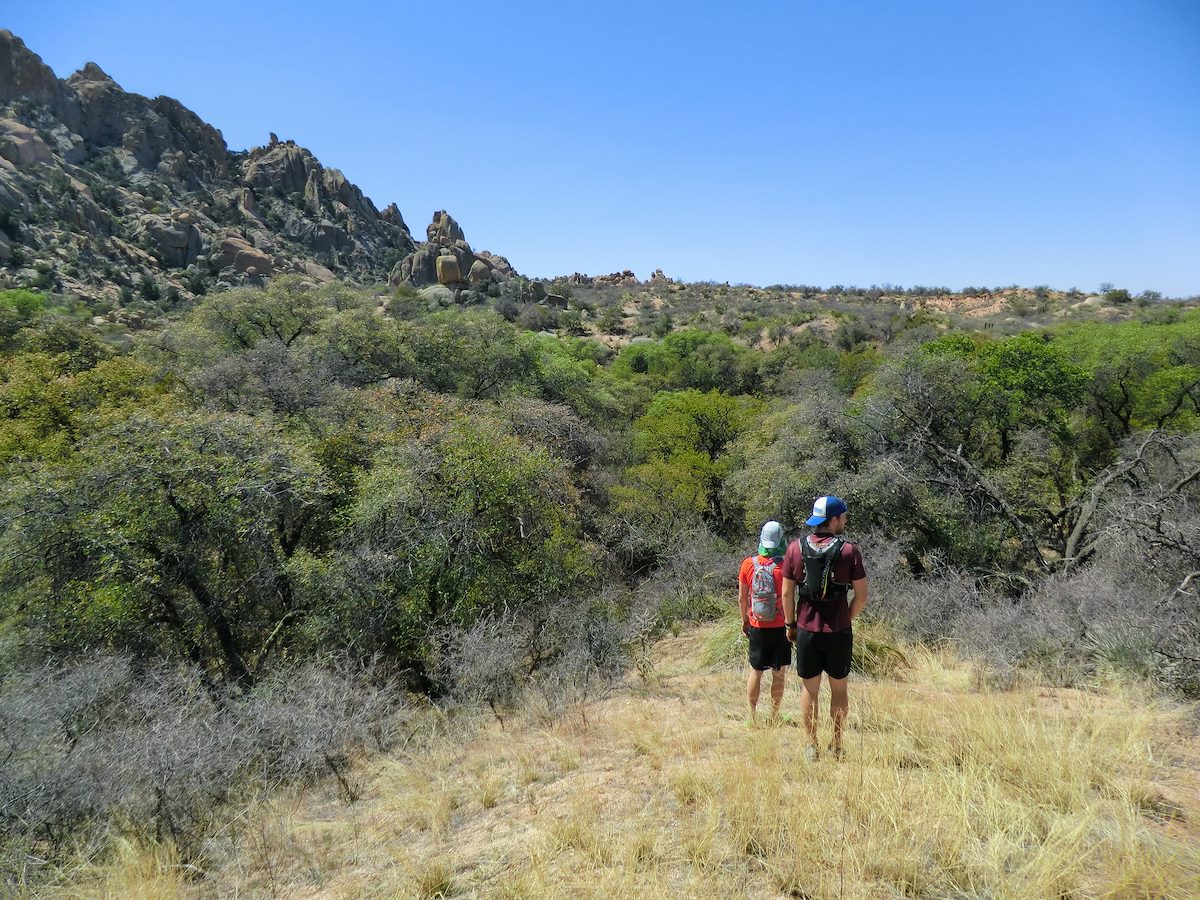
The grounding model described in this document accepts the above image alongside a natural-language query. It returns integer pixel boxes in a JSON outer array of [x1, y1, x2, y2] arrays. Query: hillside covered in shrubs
[[3, 270, 1200, 887]]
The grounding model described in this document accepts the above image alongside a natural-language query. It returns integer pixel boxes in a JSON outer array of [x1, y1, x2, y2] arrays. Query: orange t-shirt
[[738, 555, 786, 628]]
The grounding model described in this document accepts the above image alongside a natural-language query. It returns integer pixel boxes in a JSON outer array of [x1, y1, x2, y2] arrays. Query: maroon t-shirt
[[781, 532, 866, 634]]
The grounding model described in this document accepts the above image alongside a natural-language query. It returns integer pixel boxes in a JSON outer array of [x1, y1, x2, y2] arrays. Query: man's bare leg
[[747, 668, 764, 723], [769, 668, 786, 720], [829, 676, 849, 754], [801, 675, 822, 754]]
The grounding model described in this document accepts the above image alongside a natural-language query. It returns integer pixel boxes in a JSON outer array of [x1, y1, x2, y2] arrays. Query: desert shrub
[[0, 657, 403, 883], [435, 605, 632, 724], [632, 527, 742, 625]]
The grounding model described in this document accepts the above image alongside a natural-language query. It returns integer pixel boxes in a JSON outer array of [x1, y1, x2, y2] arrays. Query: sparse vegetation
[[3, 272, 1199, 893], [28, 625, 1199, 898]]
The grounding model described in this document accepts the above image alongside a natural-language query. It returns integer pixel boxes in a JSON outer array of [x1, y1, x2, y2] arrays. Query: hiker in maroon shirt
[[781, 495, 868, 761]]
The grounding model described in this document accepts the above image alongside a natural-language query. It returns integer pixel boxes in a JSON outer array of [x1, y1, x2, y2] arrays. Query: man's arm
[[738, 581, 751, 634], [848, 577, 868, 620], [782, 577, 797, 641]]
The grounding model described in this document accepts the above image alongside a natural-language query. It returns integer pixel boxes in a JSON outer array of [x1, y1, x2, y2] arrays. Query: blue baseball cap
[[805, 495, 847, 527]]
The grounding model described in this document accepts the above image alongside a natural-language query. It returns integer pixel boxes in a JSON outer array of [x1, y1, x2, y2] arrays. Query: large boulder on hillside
[[468, 259, 492, 284], [321, 167, 377, 221], [312, 219, 350, 254], [0, 167, 27, 211], [476, 250, 514, 277], [134, 214, 204, 268], [391, 245, 438, 286], [446, 242, 476, 279], [436, 254, 461, 285], [0, 229, 11, 261], [427, 210, 465, 244], [418, 284, 455, 308], [212, 234, 273, 276], [0, 119, 55, 167], [303, 168, 322, 214]]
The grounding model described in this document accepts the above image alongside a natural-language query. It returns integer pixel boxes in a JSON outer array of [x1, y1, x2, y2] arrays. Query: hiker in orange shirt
[[738, 521, 790, 724]]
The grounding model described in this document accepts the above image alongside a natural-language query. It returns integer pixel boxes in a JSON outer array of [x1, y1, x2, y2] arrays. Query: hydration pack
[[750, 558, 779, 622], [801, 536, 848, 602]]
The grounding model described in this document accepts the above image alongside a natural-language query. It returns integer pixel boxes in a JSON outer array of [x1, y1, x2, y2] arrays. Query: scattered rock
[[561, 270, 638, 286]]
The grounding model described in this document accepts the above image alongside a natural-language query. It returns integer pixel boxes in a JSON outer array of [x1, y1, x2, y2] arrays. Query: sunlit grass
[[43, 624, 1200, 899]]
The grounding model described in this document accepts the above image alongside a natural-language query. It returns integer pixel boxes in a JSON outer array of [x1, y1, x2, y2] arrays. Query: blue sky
[[6, 1, 1200, 295]]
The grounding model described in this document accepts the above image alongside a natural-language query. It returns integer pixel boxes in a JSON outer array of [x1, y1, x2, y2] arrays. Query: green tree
[[2, 412, 334, 686], [326, 416, 594, 673], [615, 389, 763, 536]]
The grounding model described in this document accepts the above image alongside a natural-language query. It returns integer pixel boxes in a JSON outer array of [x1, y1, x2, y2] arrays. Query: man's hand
[[785, 624, 796, 644], [742, 617, 751, 636], [849, 578, 869, 621]]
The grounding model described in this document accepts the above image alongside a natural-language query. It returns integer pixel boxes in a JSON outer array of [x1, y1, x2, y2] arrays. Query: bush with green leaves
[[1, 411, 335, 685]]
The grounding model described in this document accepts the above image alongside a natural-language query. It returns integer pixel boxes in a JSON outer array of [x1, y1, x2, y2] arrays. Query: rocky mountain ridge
[[0, 30, 517, 307]]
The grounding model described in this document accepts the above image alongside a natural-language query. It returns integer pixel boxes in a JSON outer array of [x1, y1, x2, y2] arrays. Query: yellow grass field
[[53, 624, 1200, 899]]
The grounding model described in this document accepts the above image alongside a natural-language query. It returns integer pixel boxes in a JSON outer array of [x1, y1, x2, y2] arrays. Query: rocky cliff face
[[0, 30, 478, 305]]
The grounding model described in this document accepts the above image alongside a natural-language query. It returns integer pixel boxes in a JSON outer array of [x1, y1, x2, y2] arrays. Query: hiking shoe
[[829, 745, 845, 761], [804, 744, 819, 763]]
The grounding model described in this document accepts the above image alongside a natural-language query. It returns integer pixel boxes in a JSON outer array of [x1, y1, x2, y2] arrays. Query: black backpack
[[800, 536, 848, 602]]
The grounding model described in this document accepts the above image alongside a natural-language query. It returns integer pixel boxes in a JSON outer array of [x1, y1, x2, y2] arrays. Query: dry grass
[[38, 624, 1200, 899]]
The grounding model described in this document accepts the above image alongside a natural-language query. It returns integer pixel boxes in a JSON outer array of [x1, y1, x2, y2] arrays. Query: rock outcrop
[[389, 210, 517, 289], [133, 213, 204, 268], [561, 270, 640, 287], [211, 234, 274, 276], [0, 29, 420, 303]]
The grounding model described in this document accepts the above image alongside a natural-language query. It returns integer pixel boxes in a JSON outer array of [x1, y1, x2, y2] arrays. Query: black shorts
[[747, 625, 792, 671], [794, 628, 853, 679]]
